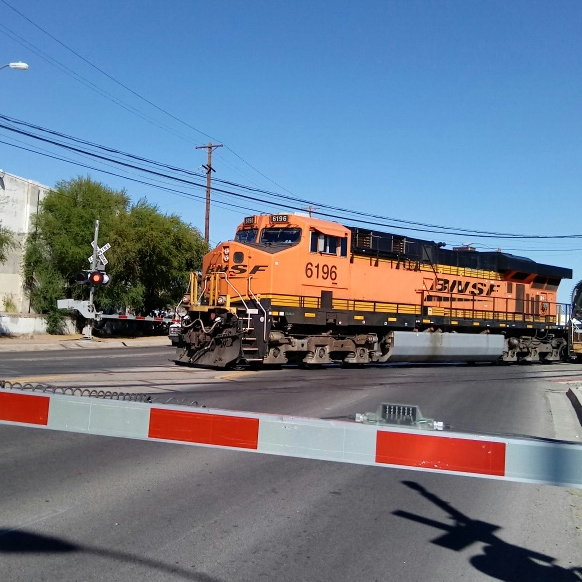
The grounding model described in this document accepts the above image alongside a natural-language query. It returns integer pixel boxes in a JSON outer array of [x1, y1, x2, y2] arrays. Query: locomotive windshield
[[260, 228, 302, 245], [234, 228, 258, 243]]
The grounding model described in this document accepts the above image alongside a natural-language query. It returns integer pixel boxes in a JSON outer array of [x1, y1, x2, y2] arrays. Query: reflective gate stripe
[[376, 431, 506, 476], [0, 391, 50, 425], [149, 408, 259, 449]]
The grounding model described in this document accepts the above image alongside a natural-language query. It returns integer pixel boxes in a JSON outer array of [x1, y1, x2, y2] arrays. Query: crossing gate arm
[[1, 388, 581, 488], [96, 314, 179, 323], [56, 299, 180, 324]]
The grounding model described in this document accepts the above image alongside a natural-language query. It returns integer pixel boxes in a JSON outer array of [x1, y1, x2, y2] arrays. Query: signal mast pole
[[196, 142, 223, 244], [87, 220, 100, 339]]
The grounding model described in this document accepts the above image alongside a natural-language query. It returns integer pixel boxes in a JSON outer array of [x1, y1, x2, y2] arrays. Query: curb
[[0, 336, 171, 353]]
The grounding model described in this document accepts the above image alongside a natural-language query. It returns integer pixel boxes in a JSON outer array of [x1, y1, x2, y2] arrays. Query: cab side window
[[310, 232, 348, 257], [340, 237, 347, 257]]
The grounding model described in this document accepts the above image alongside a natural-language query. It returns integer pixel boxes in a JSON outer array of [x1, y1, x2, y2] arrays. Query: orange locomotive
[[175, 212, 573, 368]]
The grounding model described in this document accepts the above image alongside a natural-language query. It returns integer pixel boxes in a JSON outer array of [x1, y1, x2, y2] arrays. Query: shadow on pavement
[[393, 480, 582, 582], [0, 529, 223, 582]]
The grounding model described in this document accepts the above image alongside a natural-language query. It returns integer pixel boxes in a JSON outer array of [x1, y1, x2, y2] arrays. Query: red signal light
[[89, 272, 103, 285], [87, 271, 110, 286]]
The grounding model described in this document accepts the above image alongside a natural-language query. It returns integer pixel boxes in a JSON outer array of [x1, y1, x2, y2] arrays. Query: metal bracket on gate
[[355, 402, 445, 431]]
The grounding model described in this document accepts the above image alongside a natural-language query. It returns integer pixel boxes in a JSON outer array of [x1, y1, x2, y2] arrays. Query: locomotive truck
[[174, 212, 575, 368]]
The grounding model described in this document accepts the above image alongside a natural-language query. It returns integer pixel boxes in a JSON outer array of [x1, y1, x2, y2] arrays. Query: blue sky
[[1, 0, 581, 302]]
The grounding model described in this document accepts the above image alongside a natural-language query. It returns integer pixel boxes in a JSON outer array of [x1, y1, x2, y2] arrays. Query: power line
[[2, 114, 582, 240], [0, 0, 294, 194], [0, 138, 264, 217], [0, 129, 207, 200], [0, 24, 200, 146], [0, 0, 216, 144], [4, 0, 580, 249], [8, 131, 575, 260]]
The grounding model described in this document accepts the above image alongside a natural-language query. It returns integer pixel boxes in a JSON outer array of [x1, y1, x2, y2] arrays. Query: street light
[[0, 62, 29, 71]]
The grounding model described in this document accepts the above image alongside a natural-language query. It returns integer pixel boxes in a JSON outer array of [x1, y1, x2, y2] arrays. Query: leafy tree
[[0, 193, 17, 264], [113, 200, 207, 311], [24, 176, 208, 333], [0, 224, 16, 264]]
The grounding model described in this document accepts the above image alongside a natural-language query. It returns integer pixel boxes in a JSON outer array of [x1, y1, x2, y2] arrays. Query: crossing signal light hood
[[75, 271, 91, 285]]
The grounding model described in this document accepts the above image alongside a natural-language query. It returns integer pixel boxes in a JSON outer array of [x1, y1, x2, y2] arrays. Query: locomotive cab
[[176, 213, 351, 367]]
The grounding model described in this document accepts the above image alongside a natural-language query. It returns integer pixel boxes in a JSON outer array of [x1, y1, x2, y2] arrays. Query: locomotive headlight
[[217, 295, 227, 305], [223, 246, 230, 262]]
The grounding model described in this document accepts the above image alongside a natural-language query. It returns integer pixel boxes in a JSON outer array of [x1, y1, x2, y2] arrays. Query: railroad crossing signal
[[62, 219, 111, 340]]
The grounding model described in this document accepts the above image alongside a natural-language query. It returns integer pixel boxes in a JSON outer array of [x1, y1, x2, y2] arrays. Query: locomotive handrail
[[199, 271, 260, 334], [248, 275, 268, 342], [221, 271, 246, 307], [217, 270, 253, 333], [198, 278, 208, 305], [418, 288, 571, 327]]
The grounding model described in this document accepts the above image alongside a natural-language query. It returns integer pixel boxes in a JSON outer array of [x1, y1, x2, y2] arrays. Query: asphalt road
[[1, 349, 582, 581], [0, 345, 176, 376]]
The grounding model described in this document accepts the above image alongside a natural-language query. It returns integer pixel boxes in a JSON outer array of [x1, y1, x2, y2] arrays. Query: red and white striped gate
[[1, 388, 581, 488]]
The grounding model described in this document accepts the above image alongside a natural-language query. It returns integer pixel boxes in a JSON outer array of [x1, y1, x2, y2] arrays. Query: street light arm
[[0, 62, 29, 71]]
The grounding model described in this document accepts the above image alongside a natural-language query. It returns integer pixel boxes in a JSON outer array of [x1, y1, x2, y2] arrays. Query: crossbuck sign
[[88, 241, 111, 268]]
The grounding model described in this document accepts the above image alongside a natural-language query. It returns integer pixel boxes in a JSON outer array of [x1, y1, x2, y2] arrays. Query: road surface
[[1, 350, 582, 581]]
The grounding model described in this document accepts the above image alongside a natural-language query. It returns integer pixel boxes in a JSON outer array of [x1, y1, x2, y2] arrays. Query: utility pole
[[302, 205, 318, 217], [196, 142, 223, 243]]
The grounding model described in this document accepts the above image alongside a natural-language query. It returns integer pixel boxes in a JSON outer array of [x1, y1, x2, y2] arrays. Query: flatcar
[[174, 212, 573, 368]]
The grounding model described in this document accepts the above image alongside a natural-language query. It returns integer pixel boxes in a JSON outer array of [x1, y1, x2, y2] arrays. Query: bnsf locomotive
[[174, 212, 574, 368]]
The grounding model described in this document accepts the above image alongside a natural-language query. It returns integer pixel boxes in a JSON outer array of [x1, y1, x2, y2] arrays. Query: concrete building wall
[[0, 313, 76, 335], [0, 171, 50, 314]]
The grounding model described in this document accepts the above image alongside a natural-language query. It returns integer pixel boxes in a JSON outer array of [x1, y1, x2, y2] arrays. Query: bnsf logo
[[430, 278, 500, 296], [206, 264, 268, 276]]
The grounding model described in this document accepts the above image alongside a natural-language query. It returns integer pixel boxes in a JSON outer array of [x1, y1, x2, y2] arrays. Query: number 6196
[[305, 262, 337, 281]]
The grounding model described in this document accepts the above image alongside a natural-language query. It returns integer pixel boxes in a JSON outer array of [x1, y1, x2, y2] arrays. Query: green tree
[[113, 200, 207, 312], [0, 224, 16, 264], [0, 193, 17, 264], [24, 176, 207, 333]]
